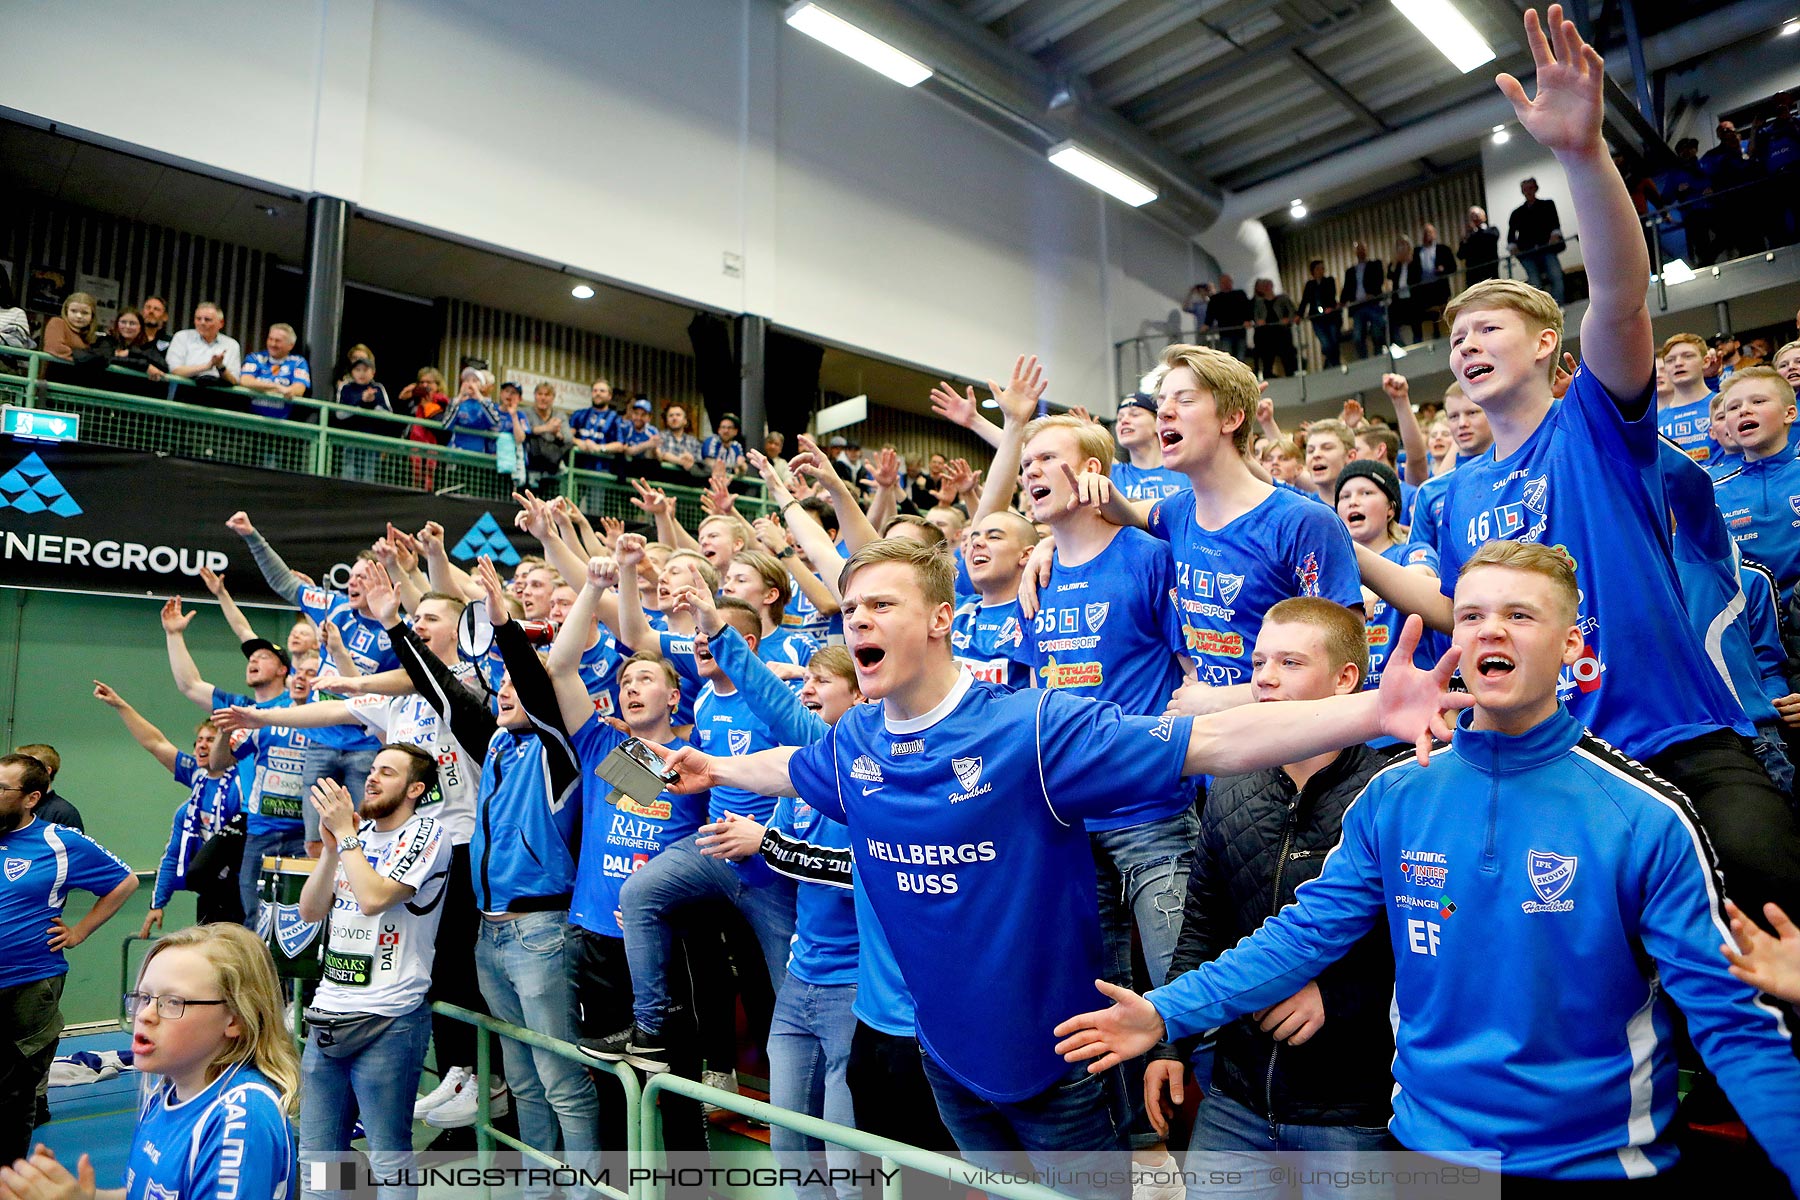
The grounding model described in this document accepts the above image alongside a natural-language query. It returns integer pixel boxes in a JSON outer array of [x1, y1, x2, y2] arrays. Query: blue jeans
[[1753, 720, 1795, 799], [1186, 1087, 1391, 1200], [475, 911, 600, 1177], [1093, 807, 1197, 1148], [300, 1002, 432, 1200], [1309, 317, 1342, 368], [768, 979, 862, 1200], [618, 837, 796, 1037], [1518, 251, 1565, 303], [240, 827, 306, 925], [921, 1057, 1128, 1200], [300, 743, 380, 843], [1349, 306, 1386, 358]]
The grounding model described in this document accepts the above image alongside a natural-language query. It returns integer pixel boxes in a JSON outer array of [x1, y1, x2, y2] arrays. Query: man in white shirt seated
[[164, 301, 243, 387]]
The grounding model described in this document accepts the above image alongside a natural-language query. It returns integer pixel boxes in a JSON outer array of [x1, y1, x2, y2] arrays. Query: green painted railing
[[0, 345, 771, 526]]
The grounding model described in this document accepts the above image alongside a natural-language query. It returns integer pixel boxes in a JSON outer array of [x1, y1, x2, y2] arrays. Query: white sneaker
[[1130, 1153, 1183, 1200], [413, 1066, 469, 1120], [700, 1069, 739, 1117], [426, 1078, 511, 1129]]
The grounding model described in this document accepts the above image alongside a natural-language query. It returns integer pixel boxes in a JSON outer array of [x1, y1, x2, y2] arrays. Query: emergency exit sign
[[1, 406, 80, 442]]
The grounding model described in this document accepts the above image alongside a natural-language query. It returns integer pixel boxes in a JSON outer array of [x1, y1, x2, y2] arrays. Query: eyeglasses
[[0, 785, 31, 794], [123, 992, 229, 1019]]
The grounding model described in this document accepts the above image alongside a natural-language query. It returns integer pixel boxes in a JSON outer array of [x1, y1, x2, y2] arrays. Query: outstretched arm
[[1356, 542, 1454, 631], [225, 511, 307, 605], [653, 742, 801, 799], [196, 568, 258, 645], [612, 534, 661, 653], [1499, 5, 1651, 401], [160, 598, 215, 709], [794, 435, 881, 551], [928, 381, 1004, 451], [973, 356, 1048, 523], [92, 682, 181, 774], [1382, 375, 1430, 486], [547, 558, 613, 733]]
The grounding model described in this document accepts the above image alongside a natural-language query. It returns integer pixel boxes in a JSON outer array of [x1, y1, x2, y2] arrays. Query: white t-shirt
[[313, 813, 450, 1016], [164, 329, 243, 378], [347, 693, 478, 845]]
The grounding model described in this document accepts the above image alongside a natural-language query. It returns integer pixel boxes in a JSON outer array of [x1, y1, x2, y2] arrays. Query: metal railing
[[0, 346, 772, 525]]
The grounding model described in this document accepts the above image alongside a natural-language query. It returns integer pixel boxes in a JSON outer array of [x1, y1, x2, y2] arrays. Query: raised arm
[[419, 520, 482, 601], [161, 598, 216, 709], [929, 381, 1004, 451], [865, 447, 902, 534], [752, 451, 846, 607], [794, 434, 880, 551], [92, 681, 181, 773], [703, 620, 828, 746], [1500, 5, 1651, 401], [196, 567, 258, 645], [630, 479, 695, 552], [980, 355, 1050, 524], [1381, 374, 1430, 486], [754, 516, 841, 615], [612, 534, 661, 653], [225, 511, 306, 605], [546, 558, 615, 733]]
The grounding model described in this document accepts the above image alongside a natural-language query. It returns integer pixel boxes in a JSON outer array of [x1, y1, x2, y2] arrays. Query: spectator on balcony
[[1412, 223, 1457, 337], [608, 397, 659, 480], [1341, 243, 1386, 359], [524, 382, 574, 493], [658, 403, 705, 476], [570, 378, 624, 466], [165, 301, 243, 387], [1206, 274, 1252, 363], [1657, 138, 1711, 264], [334, 353, 394, 483], [445, 368, 499, 453], [1184, 282, 1212, 333], [1458, 207, 1501, 284], [910, 452, 947, 512], [496, 380, 528, 485], [0, 267, 29, 351], [1298, 261, 1341, 369], [237, 323, 312, 420], [77, 308, 167, 381], [1505, 177, 1565, 302], [138, 296, 173, 352], [1386, 239, 1420, 345], [763, 430, 792, 484], [398, 366, 447, 419], [1701, 120, 1761, 261], [1251, 278, 1298, 379], [42, 292, 97, 361], [701, 411, 747, 476]]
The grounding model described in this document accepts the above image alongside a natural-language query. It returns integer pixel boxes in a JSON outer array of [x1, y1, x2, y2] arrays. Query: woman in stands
[[41, 292, 97, 361], [77, 309, 167, 381], [0, 924, 296, 1200]]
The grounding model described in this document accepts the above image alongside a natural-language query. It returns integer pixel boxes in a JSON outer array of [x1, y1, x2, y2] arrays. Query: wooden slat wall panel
[[1, 193, 267, 340], [1270, 167, 1486, 308], [439, 299, 702, 415]]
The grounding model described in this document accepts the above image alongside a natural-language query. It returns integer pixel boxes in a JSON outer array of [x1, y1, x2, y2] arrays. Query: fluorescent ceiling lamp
[[1391, 0, 1496, 73], [1655, 258, 1697, 285], [570, 284, 596, 300], [1491, 124, 1510, 144], [1047, 142, 1158, 207], [785, 3, 932, 87], [1782, 18, 1799, 35], [1289, 200, 1308, 219]]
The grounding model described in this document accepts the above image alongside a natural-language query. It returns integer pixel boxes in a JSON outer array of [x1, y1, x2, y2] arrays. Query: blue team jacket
[[1147, 705, 1800, 1184]]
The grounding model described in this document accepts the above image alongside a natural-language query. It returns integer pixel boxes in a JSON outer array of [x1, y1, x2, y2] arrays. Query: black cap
[[500, 381, 523, 394], [1335, 459, 1402, 512], [240, 638, 291, 669], [1119, 393, 1158, 416]]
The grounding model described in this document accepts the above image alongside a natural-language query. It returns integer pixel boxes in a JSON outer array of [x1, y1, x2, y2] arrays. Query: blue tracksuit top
[[1713, 443, 1800, 605], [1148, 705, 1800, 1185]]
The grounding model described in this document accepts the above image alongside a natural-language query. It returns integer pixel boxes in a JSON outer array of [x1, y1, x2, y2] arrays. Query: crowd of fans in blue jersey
[[9, 11, 1800, 1200]]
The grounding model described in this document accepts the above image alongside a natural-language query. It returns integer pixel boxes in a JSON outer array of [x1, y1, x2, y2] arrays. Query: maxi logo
[[450, 512, 521, 566], [0, 452, 82, 516]]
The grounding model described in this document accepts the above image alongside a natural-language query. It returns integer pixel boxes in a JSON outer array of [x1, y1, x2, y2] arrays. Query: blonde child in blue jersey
[[0, 925, 297, 1200]]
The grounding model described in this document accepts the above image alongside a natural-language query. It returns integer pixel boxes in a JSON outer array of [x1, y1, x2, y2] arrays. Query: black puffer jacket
[[1152, 743, 1397, 1128]]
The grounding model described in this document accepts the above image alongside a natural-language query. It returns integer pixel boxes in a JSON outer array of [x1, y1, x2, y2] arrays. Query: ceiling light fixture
[[1654, 259, 1696, 285], [1391, 0, 1496, 73], [570, 284, 596, 300], [1047, 142, 1158, 207], [1289, 199, 1308, 219], [784, 3, 932, 87], [1781, 17, 1799, 35], [1491, 124, 1511, 144]]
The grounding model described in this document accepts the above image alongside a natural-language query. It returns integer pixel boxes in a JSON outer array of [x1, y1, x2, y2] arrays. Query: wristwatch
[[336, 834, 363, 855], [778, 547, 797, 559]]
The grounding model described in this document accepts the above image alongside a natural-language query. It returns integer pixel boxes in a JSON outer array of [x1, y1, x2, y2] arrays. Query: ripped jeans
[[1092, 806, 1199, 1149], [1091, 806, 1199, 989]]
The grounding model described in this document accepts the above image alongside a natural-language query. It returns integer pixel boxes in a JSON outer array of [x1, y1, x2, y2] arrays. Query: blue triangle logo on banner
[[450, 511, 520, 565], [0, 452, 83, 517]]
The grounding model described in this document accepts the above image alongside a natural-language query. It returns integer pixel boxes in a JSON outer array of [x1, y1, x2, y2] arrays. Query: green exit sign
[[1, 406, 80, 442]]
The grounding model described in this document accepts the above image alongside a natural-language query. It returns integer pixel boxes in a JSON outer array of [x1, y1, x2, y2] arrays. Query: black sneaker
[[578, 1028, 633, 1062], [624, 1027, 670, 1074]]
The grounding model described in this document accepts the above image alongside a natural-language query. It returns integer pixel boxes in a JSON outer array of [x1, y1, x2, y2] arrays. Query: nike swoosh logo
[[861, 786, 884, 796]]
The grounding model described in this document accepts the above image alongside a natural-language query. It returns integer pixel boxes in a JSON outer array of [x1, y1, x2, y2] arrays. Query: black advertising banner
[[0, 441, 536, 602]]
